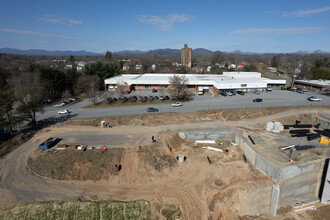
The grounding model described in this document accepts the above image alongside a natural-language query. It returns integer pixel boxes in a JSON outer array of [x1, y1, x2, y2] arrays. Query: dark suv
[[146, 107, 159, 112], [253, 98, 263, 102]]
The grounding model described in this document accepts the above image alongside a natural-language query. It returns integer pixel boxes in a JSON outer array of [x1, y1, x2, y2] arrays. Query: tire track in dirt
[[209, 176, 272, 212], [85, 184, 202, 219]]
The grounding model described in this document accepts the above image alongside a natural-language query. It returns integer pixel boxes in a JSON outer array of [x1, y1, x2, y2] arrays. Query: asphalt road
[[37, 90, 330, 121]]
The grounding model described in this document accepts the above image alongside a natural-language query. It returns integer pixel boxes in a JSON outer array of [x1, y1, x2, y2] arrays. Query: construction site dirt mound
[[27, 138, 178, 181], [159, 132, 187, 152], [27, 149, 124, 180]]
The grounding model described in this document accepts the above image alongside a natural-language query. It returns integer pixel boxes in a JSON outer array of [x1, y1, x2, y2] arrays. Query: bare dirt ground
[[0, 107, 329, 219]]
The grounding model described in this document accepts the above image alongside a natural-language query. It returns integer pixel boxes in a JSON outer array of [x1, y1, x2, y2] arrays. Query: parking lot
[[37, 90, 329, 121]]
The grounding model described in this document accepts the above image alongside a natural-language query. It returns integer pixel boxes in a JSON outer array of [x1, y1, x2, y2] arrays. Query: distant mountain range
[[0, 47, 214, 56], [0, 47, 328, 57], [115, 48, 214, 56], [0, 48, 100, 56]]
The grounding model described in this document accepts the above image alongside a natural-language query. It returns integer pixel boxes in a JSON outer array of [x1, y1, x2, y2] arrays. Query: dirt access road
[[0, 108, 328, 219]]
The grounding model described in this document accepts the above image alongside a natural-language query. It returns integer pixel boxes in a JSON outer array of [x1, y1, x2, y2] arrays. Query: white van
[[198, 88, 204, 95]]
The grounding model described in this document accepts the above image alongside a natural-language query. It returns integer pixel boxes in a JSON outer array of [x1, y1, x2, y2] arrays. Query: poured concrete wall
[[179, 127, 233, 141], [320, 159, 330, 203], [278, 160, 325, 205], [236, 135, 281, 181], [236, 183, 273, 216], [312, 114, 330, 129], [270, 186, 280, 216], [236, 133, 326, 207]]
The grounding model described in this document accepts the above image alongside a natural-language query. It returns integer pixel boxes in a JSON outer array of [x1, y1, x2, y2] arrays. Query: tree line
[[0, 55, 122, 130]]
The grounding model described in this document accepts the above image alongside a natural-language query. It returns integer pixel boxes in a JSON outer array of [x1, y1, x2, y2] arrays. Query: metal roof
[[104, 72, 286, 90], [295, 80, 330, 88]]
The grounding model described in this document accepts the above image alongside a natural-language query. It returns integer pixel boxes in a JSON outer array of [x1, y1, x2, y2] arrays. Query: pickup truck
[[39, 137, 58, 149]]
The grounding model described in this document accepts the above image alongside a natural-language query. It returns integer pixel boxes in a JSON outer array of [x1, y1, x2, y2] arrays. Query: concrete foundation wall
[[247, 185, 273, 215], [235, 183, 273, 216], [179, 127, 233, 141], [279, 160, 325, 205], [312, 114, 330, 129], [236, 132, 326, 207], [320, 159, 330, 203], [270, 186, 280, 216], [237, 135, 281, 181]]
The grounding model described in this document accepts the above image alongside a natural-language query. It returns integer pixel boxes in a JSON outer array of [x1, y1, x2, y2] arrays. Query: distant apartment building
[[181, 44, 192, 68]]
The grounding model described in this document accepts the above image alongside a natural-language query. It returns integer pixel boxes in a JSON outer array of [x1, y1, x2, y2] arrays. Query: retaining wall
[[312, 114, 330, 129], [236, 132, 326, 207], [178, 127, 233, 141]]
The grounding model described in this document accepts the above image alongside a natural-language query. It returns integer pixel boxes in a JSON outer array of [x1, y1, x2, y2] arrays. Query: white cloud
[[0, 28, 81, 40], [282, 6, 330, 17], [231, 27, 326, 35], [138, 14, 190, 31], [38, 15, 82, 25]]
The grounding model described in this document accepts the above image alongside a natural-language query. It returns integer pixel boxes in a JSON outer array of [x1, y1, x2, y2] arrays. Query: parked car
[[221, 92, 227, 96], [152, 89, 158, 93], [149, 96, 154, 101], [53, 102, 65, 107], [68, 97, 77, 102], [296, 89, 304, 94], [226, 91, 233, 96], [58, 109, 71, 114], [146, 107, 159, 112], [106, 97, 113, 104], [154, 96, 159, 100], [307, 96, 322, 102], [302, 89, 308, 92], [112, 97, 118, 102], [253, 98, 263, 102], [253, 90, 260, 95], [237, 91, 245, 95], [266, 87, 272, 91], [43, 98, 54, 104], [159, 96, 164, 100], [164, 95, 170, 100], [172, 102, 183, 107]]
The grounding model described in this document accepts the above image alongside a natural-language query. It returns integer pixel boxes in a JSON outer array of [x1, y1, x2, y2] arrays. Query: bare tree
[[75, 75, 100, 95], [168, 75, 188, 100], [11, 72, 44, 128], [61, 90, 71, 99]]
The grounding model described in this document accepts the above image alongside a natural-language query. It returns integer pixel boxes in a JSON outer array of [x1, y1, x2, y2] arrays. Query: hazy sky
[[0, 0, 329, 53]]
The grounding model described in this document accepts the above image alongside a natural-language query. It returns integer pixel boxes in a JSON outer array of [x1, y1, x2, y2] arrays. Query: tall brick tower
[[181, 44, 192, 68]]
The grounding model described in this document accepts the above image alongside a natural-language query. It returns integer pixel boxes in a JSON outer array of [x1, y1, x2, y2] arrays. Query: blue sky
[[0, 0, 329, 53]]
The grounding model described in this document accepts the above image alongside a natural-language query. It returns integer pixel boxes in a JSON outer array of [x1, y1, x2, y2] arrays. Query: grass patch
[[0, 200, 151, 220], [161, 205, 181, 220], [137, 145, 176, 172]]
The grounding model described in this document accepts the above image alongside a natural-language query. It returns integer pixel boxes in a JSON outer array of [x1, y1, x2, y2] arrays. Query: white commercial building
[[104, 72, 286, 93]]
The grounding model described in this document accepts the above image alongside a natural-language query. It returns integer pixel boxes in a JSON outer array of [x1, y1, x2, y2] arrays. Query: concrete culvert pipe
[[176, 155, 186, 163], [114, 164, 122, 172]]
